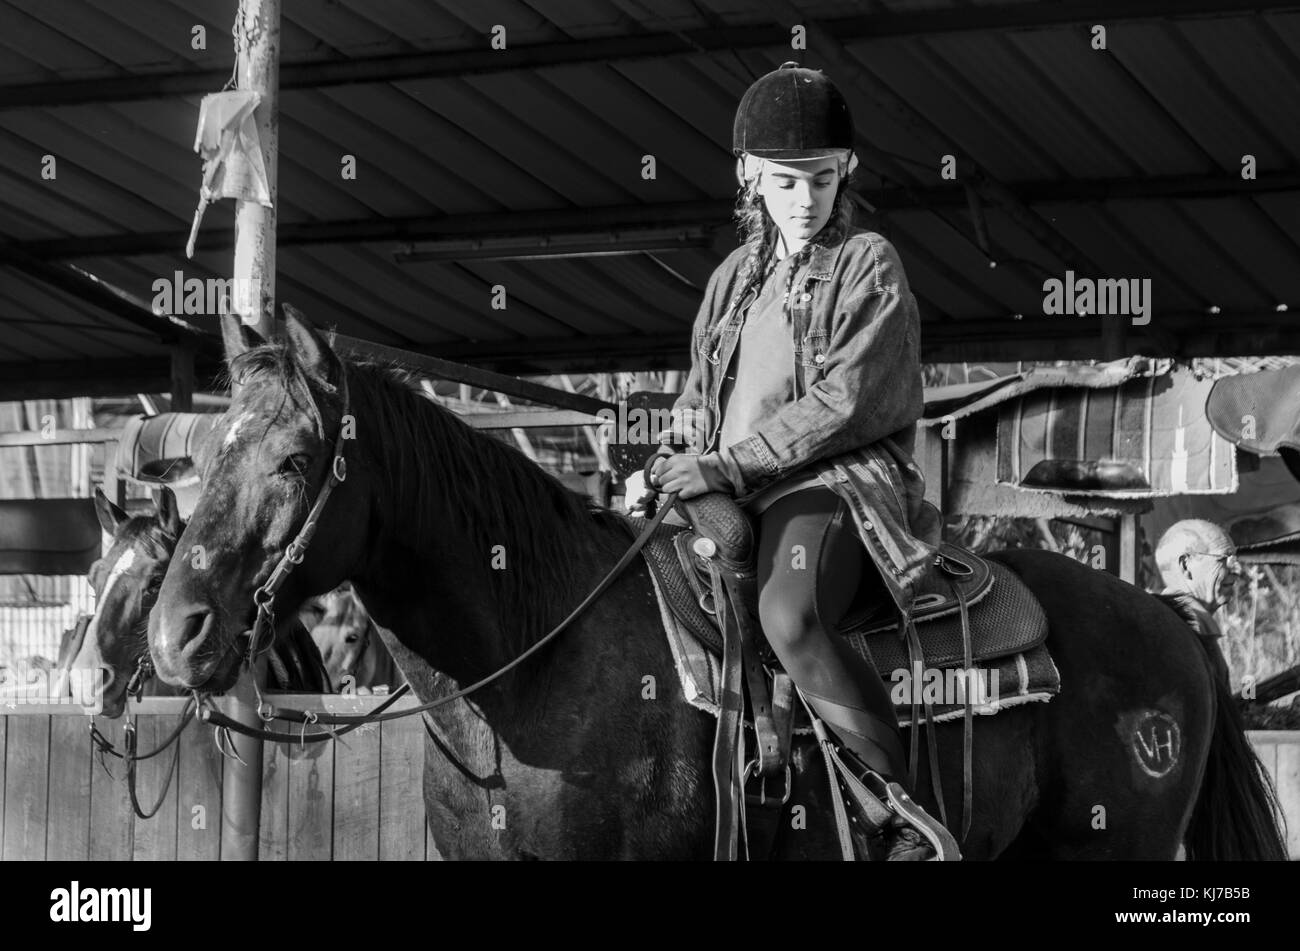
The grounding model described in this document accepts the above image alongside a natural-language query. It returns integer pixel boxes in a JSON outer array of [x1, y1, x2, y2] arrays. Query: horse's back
[[987, 547, 1214, 859]]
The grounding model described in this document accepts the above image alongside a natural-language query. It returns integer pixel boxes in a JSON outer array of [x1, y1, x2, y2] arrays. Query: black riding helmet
[[732, 61, 854, 159]]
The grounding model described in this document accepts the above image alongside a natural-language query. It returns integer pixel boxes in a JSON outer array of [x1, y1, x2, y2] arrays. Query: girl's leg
[[755, 487, 907, 781]]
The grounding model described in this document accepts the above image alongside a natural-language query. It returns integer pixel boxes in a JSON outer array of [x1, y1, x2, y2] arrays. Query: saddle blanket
[[646, 565, 1060, 729]]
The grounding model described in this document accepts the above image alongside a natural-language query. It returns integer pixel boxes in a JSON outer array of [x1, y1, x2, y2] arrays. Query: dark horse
[[147, 312, 1287, 859], [73, 486, 330, 719]]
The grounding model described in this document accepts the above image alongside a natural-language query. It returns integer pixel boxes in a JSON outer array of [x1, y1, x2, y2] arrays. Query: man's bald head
[[1156, 519, 1239, 609]]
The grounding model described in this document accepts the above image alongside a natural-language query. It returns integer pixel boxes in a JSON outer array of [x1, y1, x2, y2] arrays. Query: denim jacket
[[661, 225, 939, 611]]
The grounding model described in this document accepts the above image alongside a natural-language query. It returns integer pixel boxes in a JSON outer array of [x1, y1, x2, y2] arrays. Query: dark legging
[[756, 486, 907, 779]]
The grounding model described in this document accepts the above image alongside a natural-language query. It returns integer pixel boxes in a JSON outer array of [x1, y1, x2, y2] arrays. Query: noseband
[[245, 371, 351, 667]]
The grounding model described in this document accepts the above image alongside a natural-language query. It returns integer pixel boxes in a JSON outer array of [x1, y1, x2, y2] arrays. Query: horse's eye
[[278, 453, 311, 478], [345, 634, 359, 644]]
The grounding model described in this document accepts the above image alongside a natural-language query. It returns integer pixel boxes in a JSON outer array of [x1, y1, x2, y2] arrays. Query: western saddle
[[640, 486, 999, 862]]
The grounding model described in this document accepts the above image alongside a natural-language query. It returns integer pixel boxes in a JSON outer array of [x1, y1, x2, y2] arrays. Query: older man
[[1155, 519, 1240, 690]]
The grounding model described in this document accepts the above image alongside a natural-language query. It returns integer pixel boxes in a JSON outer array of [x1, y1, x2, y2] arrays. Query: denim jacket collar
[[805, 224, 850, 281]]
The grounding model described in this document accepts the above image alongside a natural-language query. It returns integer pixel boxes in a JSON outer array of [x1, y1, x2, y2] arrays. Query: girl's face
[[757, 158, 841, 255]]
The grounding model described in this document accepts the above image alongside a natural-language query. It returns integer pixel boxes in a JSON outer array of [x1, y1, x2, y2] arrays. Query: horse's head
[[305, 582, 376, 692], [73, 488, 183, 718], [148, 309, 365, 692]]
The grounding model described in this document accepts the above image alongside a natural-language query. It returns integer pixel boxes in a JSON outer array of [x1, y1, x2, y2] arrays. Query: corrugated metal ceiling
[[1, 0, 1299, 396]]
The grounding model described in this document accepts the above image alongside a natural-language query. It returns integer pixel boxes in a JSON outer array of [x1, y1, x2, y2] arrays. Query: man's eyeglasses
[[1185, 551, 1242, 573]]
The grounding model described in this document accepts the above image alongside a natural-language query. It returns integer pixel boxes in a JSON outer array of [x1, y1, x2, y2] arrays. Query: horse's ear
[[93, 487, 128, 536], [220, 313, 266, 367], [282, 303, 342, 388], [154, 487, 184, 539]]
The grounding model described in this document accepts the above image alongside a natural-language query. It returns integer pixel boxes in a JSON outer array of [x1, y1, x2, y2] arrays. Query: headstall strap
[[245, 372, 351, 664]]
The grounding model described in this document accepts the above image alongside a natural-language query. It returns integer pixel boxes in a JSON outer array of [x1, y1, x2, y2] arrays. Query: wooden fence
[[1247, 731, 1300, 859], [2, 699, 1298, 860], [0, 695, 437, 861]]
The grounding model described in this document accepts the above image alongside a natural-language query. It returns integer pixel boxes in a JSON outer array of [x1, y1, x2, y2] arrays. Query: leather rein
[[200, 378, 680, 744]]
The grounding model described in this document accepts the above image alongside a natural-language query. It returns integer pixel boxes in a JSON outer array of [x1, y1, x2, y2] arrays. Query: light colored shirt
[[715, 253, 822, 513]]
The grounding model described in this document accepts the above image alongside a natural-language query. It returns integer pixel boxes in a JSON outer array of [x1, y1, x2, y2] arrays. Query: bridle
[[88, 652, 196, 821], [245, 371, 352, 667]]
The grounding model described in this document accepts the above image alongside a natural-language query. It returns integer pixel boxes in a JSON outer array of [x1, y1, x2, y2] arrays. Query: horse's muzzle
[[150, 608, 223, 688]]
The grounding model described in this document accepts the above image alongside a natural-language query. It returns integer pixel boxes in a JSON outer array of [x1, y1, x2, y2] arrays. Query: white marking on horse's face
[[74, 545, 138, 688], [223, 411, 255, 449]]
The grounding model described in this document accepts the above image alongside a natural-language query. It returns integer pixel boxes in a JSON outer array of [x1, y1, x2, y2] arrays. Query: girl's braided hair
[[726, 168, 856, 316]]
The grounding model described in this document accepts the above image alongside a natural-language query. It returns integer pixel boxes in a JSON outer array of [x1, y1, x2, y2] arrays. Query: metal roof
[[2, 0, 1300, 398]]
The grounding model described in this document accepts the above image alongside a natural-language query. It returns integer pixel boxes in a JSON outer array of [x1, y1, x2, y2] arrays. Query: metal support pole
[[222, 0, 281, 862], [232, 0, 281, 337], [1118, 514, 1139, 584]]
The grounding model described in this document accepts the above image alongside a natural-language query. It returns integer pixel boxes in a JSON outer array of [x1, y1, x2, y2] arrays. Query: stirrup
[[835, 755, 961, 861], [872, 775, 961, 862]]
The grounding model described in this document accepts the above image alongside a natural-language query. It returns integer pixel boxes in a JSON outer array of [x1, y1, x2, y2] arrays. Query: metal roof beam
[[3, 317, 1295, 396], [0, 356, 225, 401], [330, 332, 615, 415], [1, 1, 1296, 108], [1, 200, 735, 260], [8, 171, 1299, 261], [431, 316, 1300, 372], [1, 252, 216, 348]]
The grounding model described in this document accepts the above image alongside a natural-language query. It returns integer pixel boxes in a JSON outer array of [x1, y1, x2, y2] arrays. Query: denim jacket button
[[862, 519, 874, 531], [814, 353, 826, 365], [799, 292, 812, 302]]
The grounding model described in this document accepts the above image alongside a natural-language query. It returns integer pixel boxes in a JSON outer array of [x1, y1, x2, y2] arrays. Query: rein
[[88, 658, 198, 821]]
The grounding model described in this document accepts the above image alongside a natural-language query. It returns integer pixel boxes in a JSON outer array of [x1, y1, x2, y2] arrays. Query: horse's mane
[[229, 344, 633, 655], [1153, 591, 1209, 637]]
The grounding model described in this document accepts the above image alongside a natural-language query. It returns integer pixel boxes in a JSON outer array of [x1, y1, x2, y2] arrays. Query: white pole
[[232, 0, 280, 338], [224, 0, 281, 862]]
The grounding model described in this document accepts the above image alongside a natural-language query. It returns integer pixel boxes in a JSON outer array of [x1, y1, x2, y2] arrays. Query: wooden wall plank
[[1251, 738, 1277, 789], [1275, 739, 1300, 860], [130, 716, 179, 861], [2, 715, 50, 859], [88, 717, 133, 860], [258, 736, 291, 861], [0, 716, 7, 854], [45, 715, 91, 860], [288, 741, 333, 860], [333, 724, 381, 861], [175, 716, 222, 861], [379, 717, 424, 861]]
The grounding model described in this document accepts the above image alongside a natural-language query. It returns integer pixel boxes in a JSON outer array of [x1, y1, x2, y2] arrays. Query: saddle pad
[[1207, 364, 1300, 454], [117, 412, 217, 485], [647, 556, 1060, 729]]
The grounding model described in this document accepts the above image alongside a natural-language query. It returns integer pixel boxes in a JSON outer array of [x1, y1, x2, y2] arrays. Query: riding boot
[[802, 691, 952, 861]]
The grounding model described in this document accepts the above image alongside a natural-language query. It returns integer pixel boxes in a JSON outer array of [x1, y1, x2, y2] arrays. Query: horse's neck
[[354, 502, 619, 696], [354, 551, 501, 688], [349, 388, 631, 696]]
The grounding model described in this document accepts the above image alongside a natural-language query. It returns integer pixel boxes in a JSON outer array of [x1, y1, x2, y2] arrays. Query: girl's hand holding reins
[[650, 448, 734, 499]]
